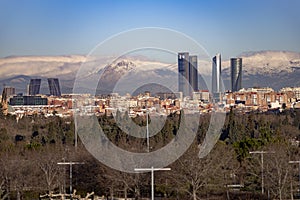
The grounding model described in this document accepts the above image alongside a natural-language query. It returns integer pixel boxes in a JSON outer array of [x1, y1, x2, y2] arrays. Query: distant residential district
[[1, 85, 300, 120]]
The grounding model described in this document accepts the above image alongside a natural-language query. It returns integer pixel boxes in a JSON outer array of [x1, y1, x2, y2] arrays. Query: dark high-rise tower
[[178, 52, 190, 97], [178, 52, 198, 97], [189, 55, 198, 92], [29, 79, 41, 95], [231, 58, 242, 92], [212, 53, 222, 93], [48, 78, 61, 96]]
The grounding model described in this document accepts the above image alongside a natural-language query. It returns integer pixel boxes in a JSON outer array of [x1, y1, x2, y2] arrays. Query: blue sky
[[0, 0, 299, 59]]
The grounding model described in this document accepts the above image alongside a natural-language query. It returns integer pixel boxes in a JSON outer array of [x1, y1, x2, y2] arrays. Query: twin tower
[[29, 78, 61, 96], [178, 52, 198, 97], [178, 52, 242, 97]]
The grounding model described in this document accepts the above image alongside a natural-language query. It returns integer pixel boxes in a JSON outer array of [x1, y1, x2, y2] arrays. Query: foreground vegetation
[[0, 108, 300, 199]]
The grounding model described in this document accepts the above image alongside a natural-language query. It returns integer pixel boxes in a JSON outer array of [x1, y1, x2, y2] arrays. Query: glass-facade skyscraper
[[178, 52, 198, 97], [48, 78, 61, 96], [178, 52, 190, 97], [212, 53, 222, 93], [231, 58, 242, 92], [212, 53, 222, 101], [189, 55, 198, 92], [29, 79, 41, 95]]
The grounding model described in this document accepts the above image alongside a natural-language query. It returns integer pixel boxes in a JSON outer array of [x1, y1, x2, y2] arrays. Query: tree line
[[0, 108, 300, 199]]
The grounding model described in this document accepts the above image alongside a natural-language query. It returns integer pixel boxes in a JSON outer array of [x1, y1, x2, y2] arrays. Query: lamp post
[[249, 151, 274, 194], [289, 160, 300, 193], [134, 167, 171, 200], [141, 108, 150, 152], [57, 161, 84, 198]]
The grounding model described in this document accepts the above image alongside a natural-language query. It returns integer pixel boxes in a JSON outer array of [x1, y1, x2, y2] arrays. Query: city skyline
[[0, 50, 299, 95], [1, 1, 300, 198], [1, 1, 300, 59]]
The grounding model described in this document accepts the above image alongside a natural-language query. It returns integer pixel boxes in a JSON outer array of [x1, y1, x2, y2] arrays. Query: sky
[[0, 0, 300, 59]]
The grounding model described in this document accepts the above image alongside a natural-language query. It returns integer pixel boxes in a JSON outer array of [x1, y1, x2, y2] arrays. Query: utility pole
[[134, 167, 171, 200], [57, 161, 84, 198], [249, 151, 274, 194], [289, 160, 300, 193]]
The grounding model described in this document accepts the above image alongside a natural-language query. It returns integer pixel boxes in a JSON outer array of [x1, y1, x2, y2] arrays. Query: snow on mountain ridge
[[0, 55, 86, 65], [0, 55, 87, 79], [222, 51, 300, 76], [1, 50, 300, 84]]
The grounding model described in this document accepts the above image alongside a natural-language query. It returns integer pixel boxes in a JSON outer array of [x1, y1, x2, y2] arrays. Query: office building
[[212, 54, 222, 101], [212, 53, 222, 93], [29, 79, 41, 95], [178, 52, 198, 97], [231, 58, 242, 92], [48, 78, 61, 96], [9, 94, 48, 106], [178, 52, 190, 97], [3, 86, 15, 97], [189, 55, 198, 92]]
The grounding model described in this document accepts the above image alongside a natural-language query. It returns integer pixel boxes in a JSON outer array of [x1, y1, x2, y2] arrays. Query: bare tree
[[36, 146, 64, 194], [100, 165, 147, 200], [171, 142, 234, 200], [264, 143, 293, 200], [0, 152, 38, 200]]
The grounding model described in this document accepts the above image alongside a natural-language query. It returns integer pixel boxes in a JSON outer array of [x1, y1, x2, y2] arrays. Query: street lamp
[[249, 151, 274, 194], [57, 161, 84, 198], [134, 167, 171, 200], [146, 108, 149, 152], [289, 160, 300, 193], [141, 108, 149, 152]]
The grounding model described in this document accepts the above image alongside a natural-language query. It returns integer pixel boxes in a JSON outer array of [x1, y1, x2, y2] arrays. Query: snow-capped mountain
[[222, 51, 300, 75], [0, 50, 300, 94], [77, 58, 179, 95], [221, 51, 300, 90], [0, 55, 86, 79]]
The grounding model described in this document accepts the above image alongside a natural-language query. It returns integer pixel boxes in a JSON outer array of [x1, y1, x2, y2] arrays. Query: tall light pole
[[57, 161, 84, 198], [289, 160, 300, 193], [146, 108, 149, 152], [249, 151, 274, 194], [142, 108, 150, 152], [134, 167, 171, 200]]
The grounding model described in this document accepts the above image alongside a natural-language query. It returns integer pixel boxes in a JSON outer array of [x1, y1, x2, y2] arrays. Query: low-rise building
[[10, 94, 48, 106]]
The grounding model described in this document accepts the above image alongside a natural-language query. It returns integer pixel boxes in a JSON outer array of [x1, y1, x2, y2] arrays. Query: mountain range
[[222, 51, 300, 90], [0, 50, 300, 95]]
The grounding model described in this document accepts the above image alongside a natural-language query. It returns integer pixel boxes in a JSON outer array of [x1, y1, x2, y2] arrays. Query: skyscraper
[[29, 79, 41, 95], [178, 52, 198, 97], [231, 58, 242, 92], [189, 55, 198, 92], [212, 53, 222, 93], [178, 52, 190, 97], [48, 78, 61, 96]]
